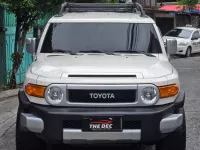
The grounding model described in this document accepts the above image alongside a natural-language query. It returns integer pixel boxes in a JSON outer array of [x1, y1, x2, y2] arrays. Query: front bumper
[[18, 90, 185, 145], [176, 46, 188, 55]]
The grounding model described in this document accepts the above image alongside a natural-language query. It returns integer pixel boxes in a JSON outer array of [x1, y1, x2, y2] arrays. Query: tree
[[0, 0, 66, 89], [0, 0, 117, 89], [178, 0, 199, 10], [177, 0, 199, 25]]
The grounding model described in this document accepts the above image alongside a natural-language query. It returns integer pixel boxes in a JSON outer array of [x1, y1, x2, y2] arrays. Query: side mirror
[[26, 38, 36, 54], [166, 39, 177, 55]]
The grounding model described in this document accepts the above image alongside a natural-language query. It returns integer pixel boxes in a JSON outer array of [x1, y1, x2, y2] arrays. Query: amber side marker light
[[25, 84, 46, 98], [158, 84, 179, 98]]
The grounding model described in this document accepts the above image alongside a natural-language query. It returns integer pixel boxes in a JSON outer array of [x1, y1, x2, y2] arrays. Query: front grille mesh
[[68, 89, 137, 103], [123, 120, 141, 129], [63, 120, 82, 129]]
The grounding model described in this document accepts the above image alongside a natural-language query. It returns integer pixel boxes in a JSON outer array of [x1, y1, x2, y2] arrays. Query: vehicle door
[[197, 30, 200, 52], [191, 30, 200, 53]]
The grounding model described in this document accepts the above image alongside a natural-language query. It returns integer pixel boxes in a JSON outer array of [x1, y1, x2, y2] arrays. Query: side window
[[192, 31, 200, 39], [196, 31, 200, 38], [198, 30, 200, 37]]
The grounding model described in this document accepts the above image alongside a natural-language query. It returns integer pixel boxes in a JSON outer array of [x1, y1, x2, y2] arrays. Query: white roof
[[176, 26, 199, 31], [49, 12, 155, 23]]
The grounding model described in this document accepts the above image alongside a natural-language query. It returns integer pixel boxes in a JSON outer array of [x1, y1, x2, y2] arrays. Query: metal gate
[[5, 27, 33, 84], [0, 31, 6, 85]]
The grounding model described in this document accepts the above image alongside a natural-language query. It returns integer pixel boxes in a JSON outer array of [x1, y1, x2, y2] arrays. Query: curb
[[0, 89, 19, 101]]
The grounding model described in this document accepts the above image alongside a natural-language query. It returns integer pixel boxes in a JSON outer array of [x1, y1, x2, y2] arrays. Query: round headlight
[[46, 86, 64, 105], [141, 87, 158, 105]]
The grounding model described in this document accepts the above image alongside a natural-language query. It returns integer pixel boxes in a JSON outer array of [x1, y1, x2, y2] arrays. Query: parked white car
[[163, 26, 200, 57]]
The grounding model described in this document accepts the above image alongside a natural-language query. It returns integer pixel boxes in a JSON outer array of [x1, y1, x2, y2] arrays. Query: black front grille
[[63, 120, 141, 129], [68, 89, 137, 103], [63, 120, 82, 129], [123, 120, 141, 129]]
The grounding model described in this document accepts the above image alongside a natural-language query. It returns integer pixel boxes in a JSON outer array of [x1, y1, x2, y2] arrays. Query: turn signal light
[[158, 84, 179, 98], [25, 84, 46, 98]]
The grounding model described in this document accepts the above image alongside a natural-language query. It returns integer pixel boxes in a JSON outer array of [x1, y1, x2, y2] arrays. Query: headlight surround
[[179, 42, 187, 46], [140, 86, 159, 105], [45, 86, 64, 105]]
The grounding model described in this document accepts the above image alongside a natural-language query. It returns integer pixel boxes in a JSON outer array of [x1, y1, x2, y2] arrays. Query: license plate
[[82, 117, 122, 132]]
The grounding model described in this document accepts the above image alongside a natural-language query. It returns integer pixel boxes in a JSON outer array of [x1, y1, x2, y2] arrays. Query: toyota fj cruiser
[[16, 1, 186, 150]]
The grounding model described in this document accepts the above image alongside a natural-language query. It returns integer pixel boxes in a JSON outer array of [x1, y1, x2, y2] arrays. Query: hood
[[30, 54, 173, 79], [163, 36, 189, 44]]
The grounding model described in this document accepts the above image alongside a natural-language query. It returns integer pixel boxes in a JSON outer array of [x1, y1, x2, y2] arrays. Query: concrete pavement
[[0, 97, 18, 150], [0, 89, 19, 102]]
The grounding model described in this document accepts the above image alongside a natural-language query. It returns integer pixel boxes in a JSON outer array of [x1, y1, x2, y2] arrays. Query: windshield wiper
[[178, 36, 185, 39], [113, 50, 156, 57], [52, 49, 76, 55]]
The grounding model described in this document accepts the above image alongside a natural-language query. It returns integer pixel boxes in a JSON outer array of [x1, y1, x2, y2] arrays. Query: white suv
[[16, 2, 186, 150], [163, 26, 200, 57]]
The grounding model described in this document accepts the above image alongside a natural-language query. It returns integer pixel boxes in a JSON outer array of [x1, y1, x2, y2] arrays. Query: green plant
[[0, 84, 10, 91], [178, 0, 199, 10], [6, 69, 12, 86]]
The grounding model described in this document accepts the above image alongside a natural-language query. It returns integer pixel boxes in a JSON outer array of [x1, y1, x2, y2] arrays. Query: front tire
[[185, 47, 191, 57], [16, 105, 46, 150], [156, 108, 186, 150]]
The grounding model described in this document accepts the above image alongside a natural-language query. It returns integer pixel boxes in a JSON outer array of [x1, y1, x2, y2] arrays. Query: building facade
[[137, 0, 200, 35]]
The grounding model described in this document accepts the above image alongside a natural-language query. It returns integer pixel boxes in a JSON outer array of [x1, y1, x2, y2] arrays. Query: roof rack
[[57, 1, 146, 17]]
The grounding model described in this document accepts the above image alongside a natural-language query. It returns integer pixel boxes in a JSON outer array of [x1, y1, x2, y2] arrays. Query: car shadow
[[170, 53, 200, 60], [50, 143, 151, 150]]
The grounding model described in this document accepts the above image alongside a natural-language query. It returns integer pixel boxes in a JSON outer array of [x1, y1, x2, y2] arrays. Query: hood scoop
[[68, 74, 137, 78]]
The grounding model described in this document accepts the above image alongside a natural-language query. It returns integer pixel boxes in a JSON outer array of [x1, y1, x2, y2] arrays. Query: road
[[0, 55, 200, 150], [0, 96, 18, 150]]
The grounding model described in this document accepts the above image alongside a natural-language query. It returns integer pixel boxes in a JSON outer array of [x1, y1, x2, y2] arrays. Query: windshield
[[165, 28, 193, 39], [41, 23, 162, 54]]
